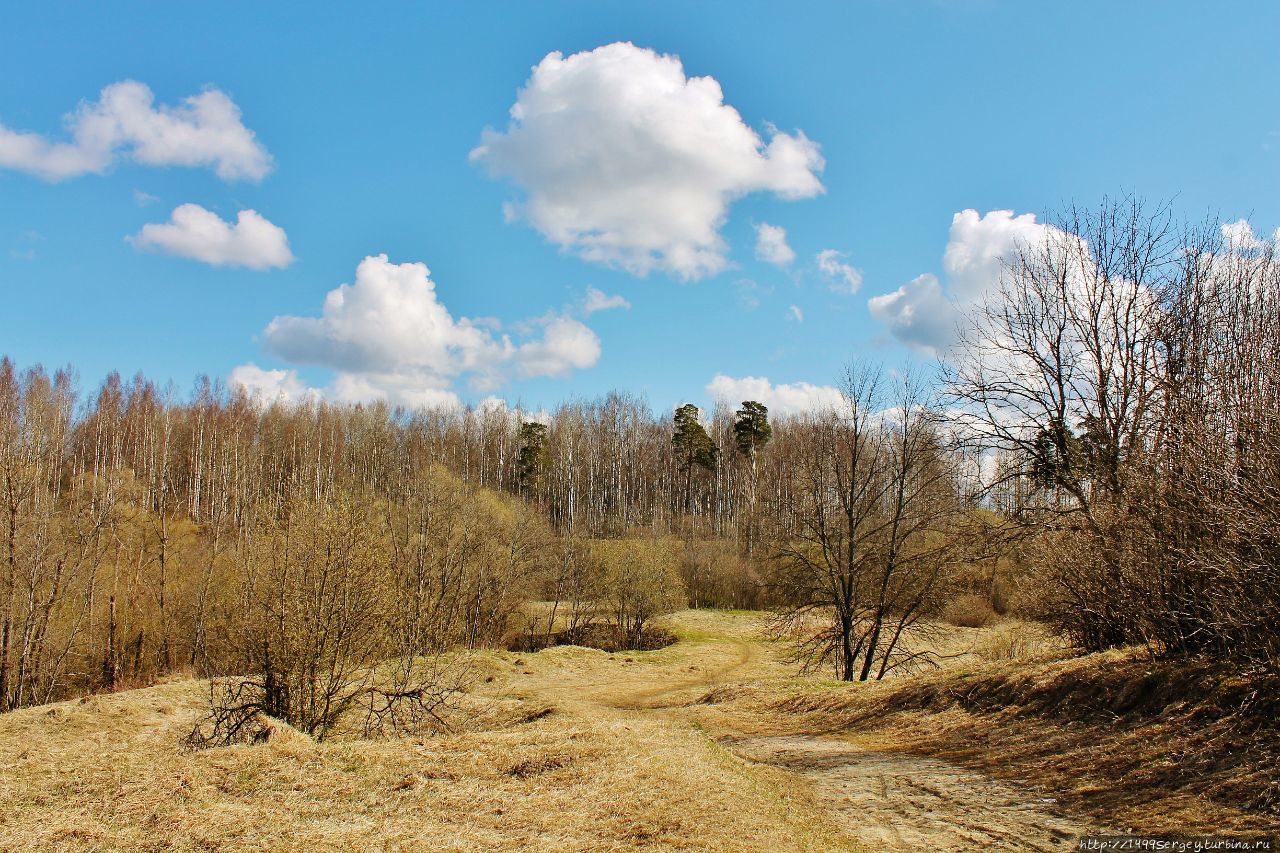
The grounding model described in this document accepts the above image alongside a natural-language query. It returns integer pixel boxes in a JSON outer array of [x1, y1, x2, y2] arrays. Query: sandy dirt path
[[724, 731, 1092, 850], [518, 615, 1097, 850], [609, 637, 757, 709]]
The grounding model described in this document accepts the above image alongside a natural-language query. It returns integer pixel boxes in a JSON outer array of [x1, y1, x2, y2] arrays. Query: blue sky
[[2, 1, 1278, 415]]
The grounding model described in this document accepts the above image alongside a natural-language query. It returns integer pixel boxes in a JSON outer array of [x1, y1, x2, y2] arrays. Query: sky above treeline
[[2, 2, 1278, 417]]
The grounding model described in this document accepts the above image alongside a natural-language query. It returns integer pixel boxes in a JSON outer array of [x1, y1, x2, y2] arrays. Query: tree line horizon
[[1, 195, 1276, 733]]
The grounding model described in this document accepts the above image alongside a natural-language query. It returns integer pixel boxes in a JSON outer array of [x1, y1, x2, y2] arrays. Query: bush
[[592, 538, 685, 648], [193, 470, 534, 744], [677, 535, 766, 610], [509, 624, 677, 654], [973, 620, 1065, 662], [944, 593, 997, 628]]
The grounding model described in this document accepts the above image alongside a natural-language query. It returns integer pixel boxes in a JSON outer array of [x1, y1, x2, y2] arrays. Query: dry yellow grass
[[2, 610, 1272, 850], [0, 612, 854, 851]]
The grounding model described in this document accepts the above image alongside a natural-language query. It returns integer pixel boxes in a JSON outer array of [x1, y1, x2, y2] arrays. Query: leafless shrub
[[593, 537, 685, 649], [972, 621, 1063, 662], [946, 197, 1280, 670], [943, 594, 997, 628], [185, 678, 295, 748], [358, 655, 475, 739], [766, 368, 983, 681]]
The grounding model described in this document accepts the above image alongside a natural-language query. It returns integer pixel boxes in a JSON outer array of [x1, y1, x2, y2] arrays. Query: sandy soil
[[726, 734, 1090, 851]]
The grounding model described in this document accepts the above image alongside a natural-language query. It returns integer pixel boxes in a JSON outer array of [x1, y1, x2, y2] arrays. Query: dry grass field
[[0, 611, 1275, 850]]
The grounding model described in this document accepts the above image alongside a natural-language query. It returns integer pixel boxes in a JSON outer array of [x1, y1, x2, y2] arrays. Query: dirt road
[[726, 734, 1088, 851], [520, 611, 1096, 851]]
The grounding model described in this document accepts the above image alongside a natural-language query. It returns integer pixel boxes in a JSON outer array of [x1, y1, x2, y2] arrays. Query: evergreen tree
[[672, 404, 717, 512], [517, 421, 549, 496], [1029, 417, 1082, 491], [733, 400, 772, 556], [732, 401, 772, 461]]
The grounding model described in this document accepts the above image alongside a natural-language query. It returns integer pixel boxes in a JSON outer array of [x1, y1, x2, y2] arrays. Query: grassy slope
[[0, 613, 853, 851]]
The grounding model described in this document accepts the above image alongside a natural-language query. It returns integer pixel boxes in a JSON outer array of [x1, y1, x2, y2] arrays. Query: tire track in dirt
[[609, 637, 757, 710], [725, 734, 1092, 851], [601, 635, 757, 706]]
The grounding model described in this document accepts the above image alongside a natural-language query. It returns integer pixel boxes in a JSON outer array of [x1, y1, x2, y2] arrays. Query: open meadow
[[2, 610, 1274, 850]]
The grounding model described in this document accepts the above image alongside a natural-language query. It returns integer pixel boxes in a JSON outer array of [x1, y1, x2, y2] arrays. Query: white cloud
[[867, 273, 955, 355], [471, 42, 824, 280], [868, 209, 1059, 354], [788, 304, 804, 323], [258, 254, 601, 406], [130, 204, 293, 269], [468, 396, 554, 426], [329, 372, 463, 410], [133, 189, 159, 206], [942, 209, 1047, 304], [583, 286, 630, 315], [264, 254, 508, 376], [815, 249, 863, 294], [754, 223, 795, 267], [230, 362, 465, 411], [229, 364, 317, 405], [1219, 218, 1280, 252], [0, 80, 272, 182], [705, 373, 843, 417], [1221, 219, 1260, 251], [514, 314, 601, 377]]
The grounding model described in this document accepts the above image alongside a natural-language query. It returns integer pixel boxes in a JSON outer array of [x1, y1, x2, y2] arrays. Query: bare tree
[[768, 366, 967, 681], [946, 197, 1280, 669]]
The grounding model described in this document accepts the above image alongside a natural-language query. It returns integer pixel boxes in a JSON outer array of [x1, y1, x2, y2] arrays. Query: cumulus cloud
[[705, 373, 843, 417], [867, 273, 954, 354], [264, 255, 508, 376], [755, 223, 795, 267], [228, 364, 317, 405], [868, 209, 1060, 354], [1219, 218, 1280, 252], [257, 254, 601, 407], [788, 304, 804, 323], [0, 80, 272, 182], [229, 363, 465, 411], [463, 395, 554, 426], [130, 204, 293, 269], [515, 314, 601, 377], [583, 286, 630, 315], [471, 42, 824, 280], [941, 209, 1048, 305], [328, 372, 463, 410], [1221, 219, 1261, 251], [815, 249, 863, 294]]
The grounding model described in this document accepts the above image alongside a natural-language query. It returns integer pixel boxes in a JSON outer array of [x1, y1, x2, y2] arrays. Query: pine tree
[[733, 401, 771, 554], [732, 401, 772, 461], [517, 421, 549, 497], [672, 404, 717, 513]]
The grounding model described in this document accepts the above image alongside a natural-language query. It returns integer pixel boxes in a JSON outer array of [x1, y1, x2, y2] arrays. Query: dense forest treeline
[[0, 355, 993, 715]]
